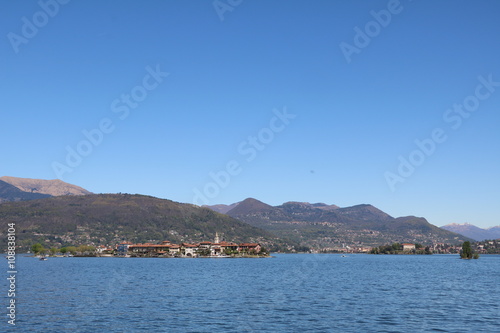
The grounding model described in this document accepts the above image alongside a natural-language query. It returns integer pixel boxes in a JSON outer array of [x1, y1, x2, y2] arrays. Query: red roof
[[129, 244, 171, 248]]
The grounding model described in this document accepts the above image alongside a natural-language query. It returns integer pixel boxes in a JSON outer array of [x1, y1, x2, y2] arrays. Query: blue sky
[[1, 0, 499, 228]]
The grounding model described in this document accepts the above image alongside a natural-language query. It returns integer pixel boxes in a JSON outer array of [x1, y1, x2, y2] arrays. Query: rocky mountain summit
[[0, 176, 91, 204]]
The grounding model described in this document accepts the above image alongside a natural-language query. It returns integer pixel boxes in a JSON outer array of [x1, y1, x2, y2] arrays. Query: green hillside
[[0, 194, 285, 251], [223, 199, 472, 248]]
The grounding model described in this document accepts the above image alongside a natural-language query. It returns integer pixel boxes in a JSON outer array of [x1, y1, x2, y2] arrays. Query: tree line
[[370, 243, 432, 255], [31, 243, 96, 256]]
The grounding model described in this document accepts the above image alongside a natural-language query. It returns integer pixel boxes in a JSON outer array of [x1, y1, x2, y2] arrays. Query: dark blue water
[[3, 254, 499, 332]]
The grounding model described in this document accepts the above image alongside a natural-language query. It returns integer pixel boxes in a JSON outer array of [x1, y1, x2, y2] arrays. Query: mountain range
[[206, 198, 472, 248], [0, 176, 479, 251], [441, 223, 500, 241]]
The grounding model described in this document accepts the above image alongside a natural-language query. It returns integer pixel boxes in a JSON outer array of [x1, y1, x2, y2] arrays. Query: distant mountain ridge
[[0, 176, 91, 204], [0, 180, 51, 203], [206, 198, 471, 248], [0, 176, 91, 196], [441, 223, 500, 241]]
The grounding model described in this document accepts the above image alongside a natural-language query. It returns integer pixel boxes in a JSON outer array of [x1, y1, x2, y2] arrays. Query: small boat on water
[[39, 256, 47, 261]]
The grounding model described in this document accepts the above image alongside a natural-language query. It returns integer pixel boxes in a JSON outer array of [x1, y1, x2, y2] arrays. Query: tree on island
[[66, 246, 77, 256], [31, 243, 45, 255], [460, 241, 479, 259]]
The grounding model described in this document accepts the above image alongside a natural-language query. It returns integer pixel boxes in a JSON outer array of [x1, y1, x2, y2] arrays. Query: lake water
[[3, 254, 499, 332]]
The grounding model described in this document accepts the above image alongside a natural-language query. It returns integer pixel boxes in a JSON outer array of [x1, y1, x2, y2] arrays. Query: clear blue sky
[[1, 0, 499, 228]]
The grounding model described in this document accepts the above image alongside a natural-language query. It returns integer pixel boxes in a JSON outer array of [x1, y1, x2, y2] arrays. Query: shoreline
[[20, 254, 272, 259]]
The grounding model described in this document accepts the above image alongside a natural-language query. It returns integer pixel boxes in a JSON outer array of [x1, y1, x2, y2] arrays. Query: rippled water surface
[[3, 254, 499, 332]]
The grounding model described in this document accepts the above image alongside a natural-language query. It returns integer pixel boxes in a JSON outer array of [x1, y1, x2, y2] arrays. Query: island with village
[[31, 233, 270, 258]]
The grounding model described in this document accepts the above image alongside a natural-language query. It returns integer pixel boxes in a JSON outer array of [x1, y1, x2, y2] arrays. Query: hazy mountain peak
[[441, 223, 500, 241], [445, 222, 472, 227]]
